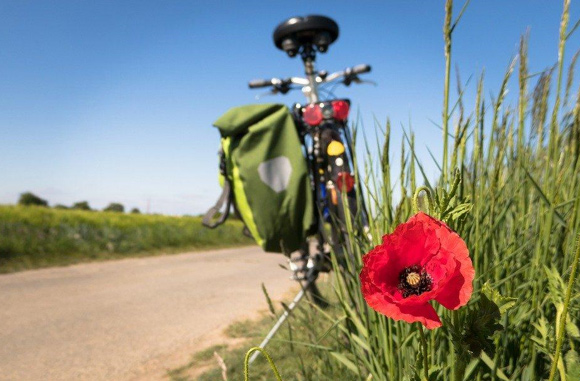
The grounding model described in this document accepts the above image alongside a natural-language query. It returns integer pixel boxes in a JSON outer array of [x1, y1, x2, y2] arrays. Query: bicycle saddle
[[273, 15, 339, 57]]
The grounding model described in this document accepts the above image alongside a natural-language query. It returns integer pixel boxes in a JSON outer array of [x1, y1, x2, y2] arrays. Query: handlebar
[[248, 63, 371, 90], [325, 64, 372, 82], [248, 79, 273, 89], [351, 64, 371, 75]]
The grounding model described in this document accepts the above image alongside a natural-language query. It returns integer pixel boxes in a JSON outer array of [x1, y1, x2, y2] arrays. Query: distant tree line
[[17, 192, 141, 214]]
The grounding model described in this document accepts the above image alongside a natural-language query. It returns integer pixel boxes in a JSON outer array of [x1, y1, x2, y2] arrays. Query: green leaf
[[522, 167, 567, 227], [481, 282, 517, 314], [448, 202, 473, 221], [480, 351, 510, 381], [412, 351, 443, 381], [531, 317, 551, 352], [566, 319, 580, 339], [329, 352, 359, 374], [544, 266, 566, 305], [458, 293, 503, 358], [350, 333, 371, 353], [463, 359, 480, 380], [566, 350, 580, 380], [533, 317, 549, 339], [261, 283, 276, 316], [315, 315, 347, 344]]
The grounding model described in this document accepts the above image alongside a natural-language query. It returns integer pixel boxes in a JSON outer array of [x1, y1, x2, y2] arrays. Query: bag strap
[[202, 149, 232, 228], [242, 225, 252, 238], [202, 180, 231, 228]]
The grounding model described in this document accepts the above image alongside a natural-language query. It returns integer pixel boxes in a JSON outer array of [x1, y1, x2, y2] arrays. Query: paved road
[[0, 247, 294, 380]]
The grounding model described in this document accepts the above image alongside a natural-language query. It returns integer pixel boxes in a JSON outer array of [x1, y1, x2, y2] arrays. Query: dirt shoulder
[[0, 246, 294, 381]]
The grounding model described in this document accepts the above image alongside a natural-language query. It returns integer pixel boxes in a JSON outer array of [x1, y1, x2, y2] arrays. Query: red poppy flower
[[359, 212, 474, 329]]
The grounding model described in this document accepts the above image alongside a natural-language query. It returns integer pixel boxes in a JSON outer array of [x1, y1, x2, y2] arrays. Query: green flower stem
[[442, 0, 453, 184], [244, 346, 282, 381], [548, 234, 580, 381], [451, 309, 467, 381], [453, 354, 467, 381], [419, 324, 430, 381]]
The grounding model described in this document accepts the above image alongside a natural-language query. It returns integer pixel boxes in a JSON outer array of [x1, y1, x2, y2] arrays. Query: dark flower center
[[398, 265, 433, 298]]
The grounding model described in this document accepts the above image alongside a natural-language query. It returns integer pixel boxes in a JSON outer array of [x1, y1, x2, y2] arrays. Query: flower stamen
[[406, 272, 421, 287], [398, 265, 433, 298]]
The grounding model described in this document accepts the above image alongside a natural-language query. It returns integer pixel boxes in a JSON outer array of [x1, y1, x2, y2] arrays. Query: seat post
[[301, 45, 319, 104]]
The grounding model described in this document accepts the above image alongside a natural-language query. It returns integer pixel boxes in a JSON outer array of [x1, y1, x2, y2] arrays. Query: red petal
[[434, 258, 475, 309], [381, 212, 441, 271], [433, 217, 474, 309], [399, 303, 442, 329], [362, 245, 399, 291], [360, 211, 474, 328], [361, 285, 442, 329]]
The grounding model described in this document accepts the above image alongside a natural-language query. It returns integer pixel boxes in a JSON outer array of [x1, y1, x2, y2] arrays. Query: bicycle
[[246, 15, 373, 363]]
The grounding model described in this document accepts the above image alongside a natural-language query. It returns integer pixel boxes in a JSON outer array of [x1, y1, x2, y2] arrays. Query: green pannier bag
[[202, 103, 314, 254]]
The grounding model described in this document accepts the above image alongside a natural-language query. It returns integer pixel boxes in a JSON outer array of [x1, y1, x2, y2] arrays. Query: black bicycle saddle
[[273, 15, 339, 57]]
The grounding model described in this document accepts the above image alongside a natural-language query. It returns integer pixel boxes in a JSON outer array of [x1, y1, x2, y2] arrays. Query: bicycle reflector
[[327, 140, 345, 156], [336, 172, 355, 192], [303, 104, 323, 126], [332, 100, 349, 121]]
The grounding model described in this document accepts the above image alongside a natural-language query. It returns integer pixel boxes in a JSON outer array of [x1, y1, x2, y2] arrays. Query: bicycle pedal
[[289, 256, 308, 263]]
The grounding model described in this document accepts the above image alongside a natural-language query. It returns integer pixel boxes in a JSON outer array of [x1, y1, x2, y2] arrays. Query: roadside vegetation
[[184, 0, 580, 379], [309, 0, 580, 378], [318, 1, 580, 378], [17, 191, 136, 213], [168, 280, 351, 380], [0, 205, 253, 273]]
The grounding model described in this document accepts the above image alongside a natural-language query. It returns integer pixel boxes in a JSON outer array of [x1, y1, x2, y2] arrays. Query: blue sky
[[1, 1, 578, 215]]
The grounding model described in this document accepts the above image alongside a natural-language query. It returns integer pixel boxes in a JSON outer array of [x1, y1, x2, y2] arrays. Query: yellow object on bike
[[327, 140, 345, 156]]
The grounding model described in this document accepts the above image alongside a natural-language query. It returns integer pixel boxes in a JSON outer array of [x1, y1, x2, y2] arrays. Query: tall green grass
[[327, 0, 580, 379], [249, 0, 580, 379], [0, 205, 253, 273]]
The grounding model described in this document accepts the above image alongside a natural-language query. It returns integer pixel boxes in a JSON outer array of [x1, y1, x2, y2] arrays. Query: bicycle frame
[[246, 24, 372, 366], [300, 46, 321, 103]]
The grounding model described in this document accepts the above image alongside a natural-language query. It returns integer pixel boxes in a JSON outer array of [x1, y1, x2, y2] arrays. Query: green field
[[0, 205, 253, 273]]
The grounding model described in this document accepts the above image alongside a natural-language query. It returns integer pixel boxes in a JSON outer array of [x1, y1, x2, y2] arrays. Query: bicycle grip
[[352, 64, 371, 75], [248, 79, 272, 88]]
